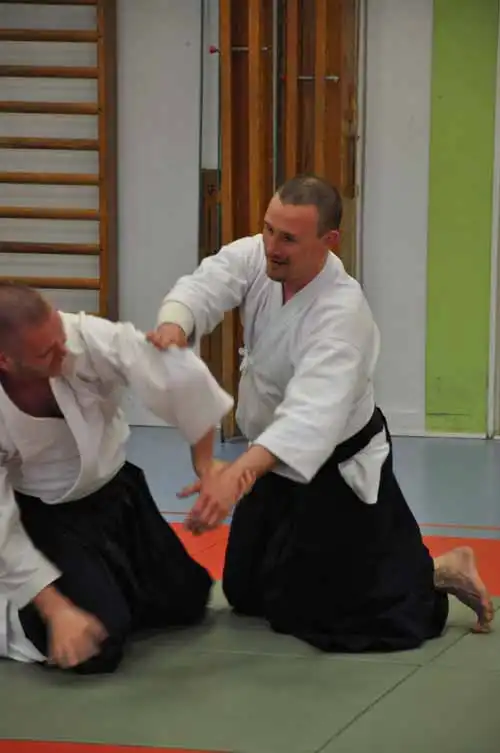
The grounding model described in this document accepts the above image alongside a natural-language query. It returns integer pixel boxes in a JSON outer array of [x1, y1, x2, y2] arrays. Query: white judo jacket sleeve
[[69, 313, 234, 446], [156, 236, 259, 339], [0, 451, 61, 608]]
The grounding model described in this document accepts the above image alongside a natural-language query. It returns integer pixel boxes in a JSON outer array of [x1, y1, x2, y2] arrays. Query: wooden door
[[199, 0, 360, 438]]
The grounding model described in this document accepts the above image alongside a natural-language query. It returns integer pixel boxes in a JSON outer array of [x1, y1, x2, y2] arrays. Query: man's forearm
[[33, 584, 69, 620], [226, 444, 277, 482], [191, 428, 216, 477]]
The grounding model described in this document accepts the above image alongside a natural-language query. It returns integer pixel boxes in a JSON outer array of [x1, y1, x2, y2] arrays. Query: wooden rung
[[0, 65, 98, 79], [0, 207, 99, 220], [0, 172, 99, 185], [0, 276, 99, 291], [0, 29, 98, 43], [0, 136, 98, 151], [0, 241, 99, 255], [0, 101, 98, 115]]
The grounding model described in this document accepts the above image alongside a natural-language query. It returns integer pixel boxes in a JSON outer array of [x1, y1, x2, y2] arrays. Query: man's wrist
[[227, 444, 276, 482], [157, 301, 195, 336], [194, 457, 212, 477], [191, 428, 216, 477], [33, 584, 69, 621]]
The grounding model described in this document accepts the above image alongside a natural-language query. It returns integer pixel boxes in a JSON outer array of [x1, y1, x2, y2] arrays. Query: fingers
[[177, 480, 202, 498], [49, 634, 99, 669], [145, 331, 172, 350], [185, 495, 228, 534], [145, 324, 188, 351], [239, 470, 256, 494], [89, 616, 109, 643], [181, 468, 257, 535], [49, 615, 108, 670]]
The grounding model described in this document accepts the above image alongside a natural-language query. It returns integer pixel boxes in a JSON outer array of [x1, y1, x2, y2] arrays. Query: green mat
[[0, 586, 498, 753]]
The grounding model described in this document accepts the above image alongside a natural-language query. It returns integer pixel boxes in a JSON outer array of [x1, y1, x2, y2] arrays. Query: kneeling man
[[151, 173, 494, 653], [0, 282, 246, 673]]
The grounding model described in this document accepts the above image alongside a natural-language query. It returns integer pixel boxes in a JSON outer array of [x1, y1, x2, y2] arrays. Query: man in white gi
[[149, 173, 494, 653], [0, 282, 248, 674]]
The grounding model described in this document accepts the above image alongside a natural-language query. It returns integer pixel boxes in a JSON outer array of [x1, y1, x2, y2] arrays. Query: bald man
[[0, 282, 250, 674]]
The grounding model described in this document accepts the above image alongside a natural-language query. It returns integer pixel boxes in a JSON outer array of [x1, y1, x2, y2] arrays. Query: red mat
[[425, 535, 500, 596], [171, 523, 500, 596]]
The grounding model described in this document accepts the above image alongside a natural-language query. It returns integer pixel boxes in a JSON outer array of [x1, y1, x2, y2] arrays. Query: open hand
[[178, 465, 255, 535]]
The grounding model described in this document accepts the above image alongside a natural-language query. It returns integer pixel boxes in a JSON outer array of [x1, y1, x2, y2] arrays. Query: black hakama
[[16, 461, 212, 673], [223, 408, 448, 652]]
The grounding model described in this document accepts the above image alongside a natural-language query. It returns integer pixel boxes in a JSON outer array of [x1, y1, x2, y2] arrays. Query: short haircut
[[0, 282, 50, 348], [276, 174, 343, 235]]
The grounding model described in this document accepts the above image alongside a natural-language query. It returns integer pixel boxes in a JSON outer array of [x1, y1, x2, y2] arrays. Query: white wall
[[117, 0, 202, 330], [117, 0, 203, 424], [361, 0, 434, 434], [0, 0, 205, 427]]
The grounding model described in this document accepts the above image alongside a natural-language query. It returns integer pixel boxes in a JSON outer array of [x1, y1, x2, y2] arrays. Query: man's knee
[[20, 595, 131, 676], [222, 565, 264, 617], [162, 578, 212, 627], [70, 636, 125, 675]]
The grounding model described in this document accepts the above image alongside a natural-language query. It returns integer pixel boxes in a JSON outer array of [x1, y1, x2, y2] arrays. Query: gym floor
[[1, 427, 500, 753]]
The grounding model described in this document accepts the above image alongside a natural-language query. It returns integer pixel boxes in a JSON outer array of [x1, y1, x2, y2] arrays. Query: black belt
[[330, 407, 388, 466]]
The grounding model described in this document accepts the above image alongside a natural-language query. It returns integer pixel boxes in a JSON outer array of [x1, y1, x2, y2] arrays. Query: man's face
[[262, 196, 338, 286], [0, 308, 68, 380]]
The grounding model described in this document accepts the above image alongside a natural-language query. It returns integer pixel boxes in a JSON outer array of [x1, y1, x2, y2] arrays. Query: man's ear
[[323, 229, 340, 249]]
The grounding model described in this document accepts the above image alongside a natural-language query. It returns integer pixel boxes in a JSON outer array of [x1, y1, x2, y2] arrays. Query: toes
[[471, 621, 492, 634], [470, 598, 495, 634]]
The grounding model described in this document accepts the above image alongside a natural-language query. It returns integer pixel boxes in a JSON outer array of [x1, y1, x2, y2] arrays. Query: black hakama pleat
[[223, 408, 448, 653], [16, 461, 212, 673]]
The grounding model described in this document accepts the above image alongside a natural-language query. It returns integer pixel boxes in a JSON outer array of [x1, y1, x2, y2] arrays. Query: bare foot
[[434, 546, 494, 633]]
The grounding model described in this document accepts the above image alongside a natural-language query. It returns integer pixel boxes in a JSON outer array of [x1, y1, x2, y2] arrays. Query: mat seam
[[312, 665, 422, 753]]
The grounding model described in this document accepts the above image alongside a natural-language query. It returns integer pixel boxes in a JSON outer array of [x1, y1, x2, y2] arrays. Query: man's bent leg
[[224, 451, 456, 652], [223, 473, 293, 617], [115, 463, 213, 631]]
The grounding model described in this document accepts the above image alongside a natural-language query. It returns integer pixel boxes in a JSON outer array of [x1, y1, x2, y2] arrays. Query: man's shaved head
[[0, 282, 51, 348], [0, 283, 67, 380]]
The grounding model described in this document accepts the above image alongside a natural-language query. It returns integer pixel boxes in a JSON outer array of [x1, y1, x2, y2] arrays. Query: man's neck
[[282, 254, 329, 302], [0, 372, 62, 418], [0, 371, 49, 390]]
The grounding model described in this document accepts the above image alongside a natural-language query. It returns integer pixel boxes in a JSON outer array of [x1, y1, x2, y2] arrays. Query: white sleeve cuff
[[254, 431, 313, 484], [9, 560, 61, 609], [157, 300, 195, 337]]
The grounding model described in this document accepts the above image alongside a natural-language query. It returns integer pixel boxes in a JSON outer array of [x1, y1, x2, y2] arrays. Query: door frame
[[214, 0, 366, 438], [487, 6, 500, 437]]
